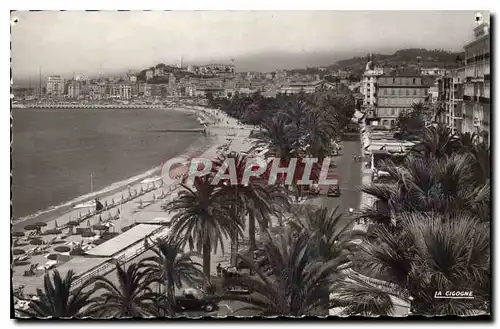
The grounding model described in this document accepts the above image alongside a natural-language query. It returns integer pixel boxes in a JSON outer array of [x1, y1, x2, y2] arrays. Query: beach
[[12, 105, 254, 295]]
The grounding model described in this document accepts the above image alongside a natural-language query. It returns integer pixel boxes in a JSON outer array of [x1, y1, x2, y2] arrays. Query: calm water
[[11, 108, 202, 220]]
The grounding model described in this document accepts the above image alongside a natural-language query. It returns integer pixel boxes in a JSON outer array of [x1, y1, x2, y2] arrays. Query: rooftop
[[85, 224, 162, 257]]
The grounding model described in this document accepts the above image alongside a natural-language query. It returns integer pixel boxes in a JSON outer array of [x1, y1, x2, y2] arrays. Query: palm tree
[[87, 262, 164, 318], [357, 153, 489, 226], [340, 211, 490, 316], [163, 175, 242, 278], [222, 226, 345, 316], [17, 270, 95, 318], [138, 235, 205, 309], [253, 114, 301, 162], [291, 205, 365, 262], [410, 125, 459, 159]]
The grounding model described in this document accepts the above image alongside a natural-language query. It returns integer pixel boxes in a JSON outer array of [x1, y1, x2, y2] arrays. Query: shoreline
[[11, 105, 218, 232]]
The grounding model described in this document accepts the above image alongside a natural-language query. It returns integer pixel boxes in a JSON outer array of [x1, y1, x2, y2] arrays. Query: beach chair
[[23, 264, 36, 277]]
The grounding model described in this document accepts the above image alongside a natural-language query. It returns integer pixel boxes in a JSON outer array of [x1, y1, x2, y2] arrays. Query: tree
[[17, 270, 95, 318], [163, 175, 242, 278], [358, 152, 490, 226], [222, 226, 344, 316], [394, 102, 428, 139], [340, 212, 490, 316], [212, 151, 291, 253], [291, 205, 365, 263], [139, 235, 205, 311], [87, 262, 164, 318]]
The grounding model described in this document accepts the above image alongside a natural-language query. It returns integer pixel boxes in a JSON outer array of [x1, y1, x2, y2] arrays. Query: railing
[[70, 226, 172, 290]]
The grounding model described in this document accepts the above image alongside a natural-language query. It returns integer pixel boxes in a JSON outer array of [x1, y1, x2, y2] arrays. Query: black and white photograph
[[9, 9, 491, 319]]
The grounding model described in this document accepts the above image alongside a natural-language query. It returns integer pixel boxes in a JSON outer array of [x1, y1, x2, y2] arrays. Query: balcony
[[479, 96, 489, 104]]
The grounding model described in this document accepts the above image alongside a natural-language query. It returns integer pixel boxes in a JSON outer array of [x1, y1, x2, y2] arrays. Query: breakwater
[[14, 104, 171, 109]]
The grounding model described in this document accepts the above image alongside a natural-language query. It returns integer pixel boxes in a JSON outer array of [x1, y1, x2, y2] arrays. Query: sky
[[11, 10, 486, 78]]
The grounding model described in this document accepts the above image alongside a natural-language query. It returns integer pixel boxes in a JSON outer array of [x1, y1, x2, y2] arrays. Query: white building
[[119, 84, 131, 100], [420, 68, 447, 76], [46, 76, 65, 96], [67, 82, 80, 99], [129, 75, 137, 83], [361, 58, 384, 106], [146, 70, 154, 80]]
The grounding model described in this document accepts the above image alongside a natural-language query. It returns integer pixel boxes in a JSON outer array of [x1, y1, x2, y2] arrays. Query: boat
[[73, 200, 96, 209], [140, 176, 162, 184]]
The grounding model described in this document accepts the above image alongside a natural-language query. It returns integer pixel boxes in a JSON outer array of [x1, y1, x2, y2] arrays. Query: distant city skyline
[[11, 10, 486, 79]]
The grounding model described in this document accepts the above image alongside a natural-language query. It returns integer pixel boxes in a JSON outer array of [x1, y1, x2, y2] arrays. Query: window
[[382, 120, 389, 126], [413, 89, 417, 95], [391, 89, 395, 95], [393, 78, 396, 83], [406, 89, 410, 96], [413, 78, 416, 84]]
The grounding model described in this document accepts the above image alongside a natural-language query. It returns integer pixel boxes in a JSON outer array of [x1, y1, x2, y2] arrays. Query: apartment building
[[461, 20, 490, 144], [376, 69, 430, 129], [46, 76, 65, 96], [361, 61, 384, 107], [67, 82, 80, 99]]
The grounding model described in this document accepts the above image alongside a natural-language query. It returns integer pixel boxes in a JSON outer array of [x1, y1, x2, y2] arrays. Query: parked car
[[327, 184, 341, 197], [309, 183, 320, 196], [174, 288, 220, 313]]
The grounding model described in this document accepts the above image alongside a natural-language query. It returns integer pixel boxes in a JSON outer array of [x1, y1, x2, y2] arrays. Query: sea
[[11, 107, 203, 221]]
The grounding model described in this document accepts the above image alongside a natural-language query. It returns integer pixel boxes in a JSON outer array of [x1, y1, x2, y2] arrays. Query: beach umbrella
[[30, 239, 44, 246], [70, 248, 85, 256], [44, 228, 62, 235], [67, 220, 79, 227], [54, 220, 58, 228], [24, 224, 38, 231], [117, 208, 120, 215], [107, 213, 112, 220], [34, 222, 47, 228], [140, 186, 144, 193], [12, 231, 25, 237], [93, 224, 107, 231], [93, 239, 105, 245], [104, 200, 108, 208], [81, 231, 96, 238], [98, 215, 103, 223], [78, 212, 82, 219], [46, 253, 58, 261], [86, 220, 91, 227], [13, 249, 26, 255], [54, 246, 71, 253], [111, 198, 115, 206]]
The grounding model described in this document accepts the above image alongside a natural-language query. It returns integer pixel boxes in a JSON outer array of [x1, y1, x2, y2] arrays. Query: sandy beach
[[12, 105, 255, 295]]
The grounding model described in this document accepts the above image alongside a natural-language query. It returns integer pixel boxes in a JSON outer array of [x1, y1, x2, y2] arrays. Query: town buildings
[[436, 18, 490, 144], [376, 69, 430, 128], [281, 80, 338, 94], [46, 76, 65, 96], [361, 57, 384, 107], [462, 19, 490, 143]]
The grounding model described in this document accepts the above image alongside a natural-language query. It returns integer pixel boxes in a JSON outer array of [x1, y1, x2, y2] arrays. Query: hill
[[331, 48, 465, 78]]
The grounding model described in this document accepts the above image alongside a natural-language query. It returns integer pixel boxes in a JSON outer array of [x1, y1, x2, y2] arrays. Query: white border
[[2, 2, 498, 329]]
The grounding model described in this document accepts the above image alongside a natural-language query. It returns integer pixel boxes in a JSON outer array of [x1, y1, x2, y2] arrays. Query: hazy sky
[[11, 10, 485, 78]]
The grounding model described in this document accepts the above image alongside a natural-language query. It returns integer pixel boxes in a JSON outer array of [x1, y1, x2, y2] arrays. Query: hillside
[[332, 48, 465, 78]]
